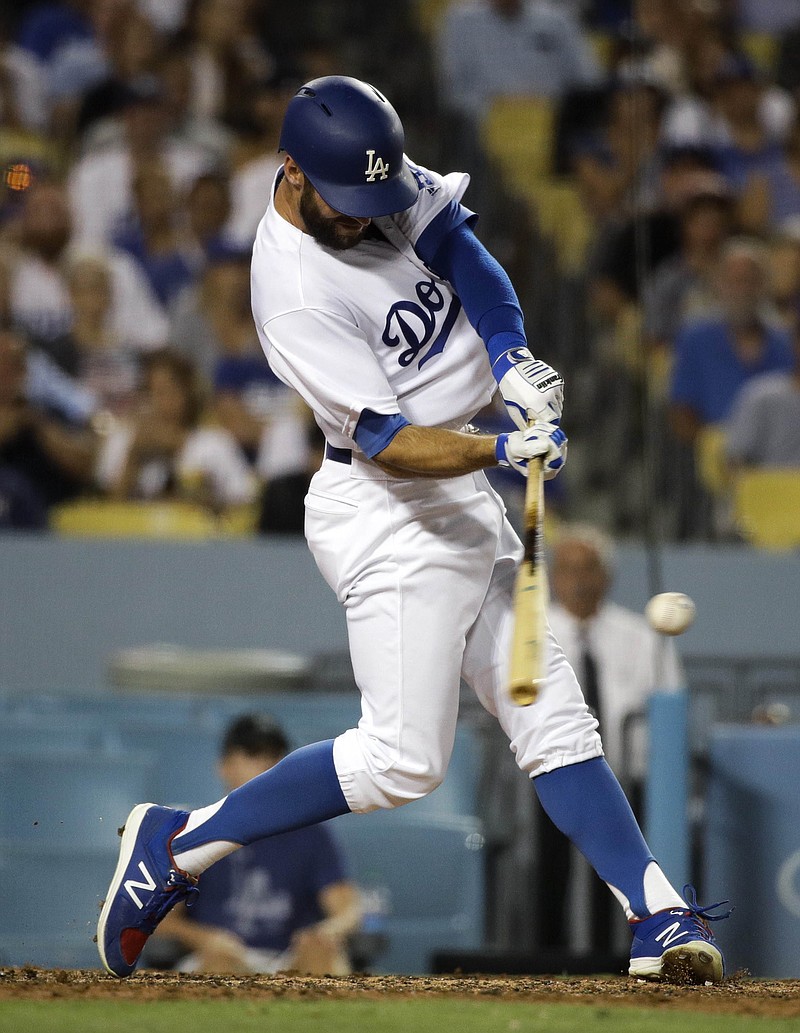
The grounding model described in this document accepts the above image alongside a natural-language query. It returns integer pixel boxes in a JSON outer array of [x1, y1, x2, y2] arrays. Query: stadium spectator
[[726, 314, 800, 468], [574, 78, 670, 234], [765, 229, 800, 327], [737, 118, 800, 237], [36, 0, 131, 147], [539, 524, 684, 953], [169, 241, 258, 379], [112, 161, 195, 308], [643, 176, 734, 352], [662, 50, 795, 159], [224, 72, 299, 249], [436, 0, 602, 125], [95, 347, 255, 510], [57, 251, 143, 417], [178, 0, 273, 131], [75, 3, 164, 147], [7, 179, 169, 357], [67, 72, 213, 247], [0, 12, 47, 133], [154, 713, 362, 975], [156, 37, 233, 166], [0, 327, 97, 527], [181, 171, 236, 270], [669, 238, 794, 445], [167, 238, 315, 528]]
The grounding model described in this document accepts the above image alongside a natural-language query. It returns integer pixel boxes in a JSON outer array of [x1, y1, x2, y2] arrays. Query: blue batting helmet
[[278, 76, 419, 218]]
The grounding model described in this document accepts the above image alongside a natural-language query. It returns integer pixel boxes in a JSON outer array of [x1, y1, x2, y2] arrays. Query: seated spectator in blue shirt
[[738, 119, 800, 237], [154, 714, 362, 975], [726, 316, 800, 469], [112, 162, 195, 309], [436, 0, 601, 125], [669, 238, 794, 444], [0, 326, 97, 528], [710, 56, 790, 194]]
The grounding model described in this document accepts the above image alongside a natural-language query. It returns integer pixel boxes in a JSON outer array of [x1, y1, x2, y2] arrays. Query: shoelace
[[141, 870, 200, 932], [681, 883, 733, 936]]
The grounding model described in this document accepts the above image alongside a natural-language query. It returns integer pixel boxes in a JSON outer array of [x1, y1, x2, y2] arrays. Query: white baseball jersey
[[250, 160, 496, 451]]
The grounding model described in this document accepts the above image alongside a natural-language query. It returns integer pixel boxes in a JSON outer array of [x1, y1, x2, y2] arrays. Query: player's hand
[[496, 421, 567, 479], [495, 349, 564, 430]]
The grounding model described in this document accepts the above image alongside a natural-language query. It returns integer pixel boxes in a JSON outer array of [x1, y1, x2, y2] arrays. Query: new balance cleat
[[629, 885, 731, 984], [97, 803, 199, 977]]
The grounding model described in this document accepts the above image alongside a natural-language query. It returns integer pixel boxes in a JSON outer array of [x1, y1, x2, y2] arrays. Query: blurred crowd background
[[2, 0, 800, 546]]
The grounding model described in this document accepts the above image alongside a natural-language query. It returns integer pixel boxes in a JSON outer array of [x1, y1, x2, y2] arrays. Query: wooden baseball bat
[[508, 456, 547, 706]]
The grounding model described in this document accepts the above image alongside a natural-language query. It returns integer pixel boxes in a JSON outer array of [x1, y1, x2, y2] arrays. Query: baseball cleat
[[628, 885, 731, 984], [97, 803, 198, 977]]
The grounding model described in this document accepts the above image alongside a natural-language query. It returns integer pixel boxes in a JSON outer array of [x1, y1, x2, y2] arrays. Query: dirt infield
[[1, 967, 799, 1017]]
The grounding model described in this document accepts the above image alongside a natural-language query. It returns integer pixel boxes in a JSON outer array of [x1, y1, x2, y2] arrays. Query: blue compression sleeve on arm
[[416, 214, 529, 374]]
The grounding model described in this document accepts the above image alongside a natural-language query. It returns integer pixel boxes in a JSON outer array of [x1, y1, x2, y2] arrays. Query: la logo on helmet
[[365, 149, 389, 182]]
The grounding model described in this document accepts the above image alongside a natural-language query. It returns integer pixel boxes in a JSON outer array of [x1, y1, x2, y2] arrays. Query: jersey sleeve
[[382, 159, 473, 248], [260, 307, 402, 449]]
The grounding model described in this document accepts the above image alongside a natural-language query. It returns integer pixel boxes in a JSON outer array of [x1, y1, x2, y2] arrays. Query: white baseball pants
[[305, 453, 603, 814]]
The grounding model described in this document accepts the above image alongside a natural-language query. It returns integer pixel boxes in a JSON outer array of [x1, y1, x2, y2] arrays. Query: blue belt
[[325, 442, 352, 465]]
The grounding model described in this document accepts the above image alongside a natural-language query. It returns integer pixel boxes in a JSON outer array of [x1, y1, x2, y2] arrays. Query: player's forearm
[[373, 424, 499, 477]]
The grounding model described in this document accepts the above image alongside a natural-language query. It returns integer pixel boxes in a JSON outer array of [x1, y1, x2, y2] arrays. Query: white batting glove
[[496, 421, 567, 479], [494, 348, 564, 430]]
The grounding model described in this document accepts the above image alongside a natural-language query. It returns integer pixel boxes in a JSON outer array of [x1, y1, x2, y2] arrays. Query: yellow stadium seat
[[696, 425, 731, 498], [732, 469, 800, 550], [589, 31, 614, 71], [413, 0, 460, 36], [740, 32, 780, 76], [481, 96, 556, 191], [527, 178, 593, 275], [50, 500, 257, 539]]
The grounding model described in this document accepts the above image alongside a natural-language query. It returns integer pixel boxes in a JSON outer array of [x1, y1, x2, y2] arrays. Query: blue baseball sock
[[533, 756, 655, 918], [171, 740, 350, 871]]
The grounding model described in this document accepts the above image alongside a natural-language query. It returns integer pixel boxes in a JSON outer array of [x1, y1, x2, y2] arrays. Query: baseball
[[645, 592, 696, 635]]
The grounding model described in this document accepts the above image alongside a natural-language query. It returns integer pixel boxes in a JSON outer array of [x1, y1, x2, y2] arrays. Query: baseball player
[[98, 76, 728, 983]]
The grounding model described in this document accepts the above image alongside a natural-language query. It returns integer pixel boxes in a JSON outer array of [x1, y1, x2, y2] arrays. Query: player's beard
[[299, 180, 369, 251]]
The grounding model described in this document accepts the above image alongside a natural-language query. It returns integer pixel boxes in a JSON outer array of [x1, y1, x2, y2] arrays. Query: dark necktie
[[579, 624, 611, 953], [580, 628, 601, 728]]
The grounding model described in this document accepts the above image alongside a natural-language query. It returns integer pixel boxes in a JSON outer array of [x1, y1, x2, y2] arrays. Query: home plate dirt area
[[0, 968, 799, 1017]]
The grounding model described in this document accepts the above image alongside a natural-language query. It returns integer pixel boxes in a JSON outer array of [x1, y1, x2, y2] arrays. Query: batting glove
[[493, 348, 564, 430], [496, 421, 567, 479]]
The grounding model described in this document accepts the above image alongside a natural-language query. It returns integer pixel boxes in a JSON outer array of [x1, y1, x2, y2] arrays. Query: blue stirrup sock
[[533, 756, 680, 919], [171, 739, 350, 875]]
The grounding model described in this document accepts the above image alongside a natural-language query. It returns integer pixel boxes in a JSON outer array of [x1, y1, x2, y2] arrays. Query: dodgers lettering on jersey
[[250, 159, 496, 452], [382, 279, 462, 370]]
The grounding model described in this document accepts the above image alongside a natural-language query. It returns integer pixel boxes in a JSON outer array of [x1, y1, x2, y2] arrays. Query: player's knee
[[333, 728, 448, 812], [378, 762, 446, 808]]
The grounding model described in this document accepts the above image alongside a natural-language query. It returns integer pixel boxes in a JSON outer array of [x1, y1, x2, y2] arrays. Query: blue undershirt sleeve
[[354, 408, 410, 458], [416, 215, 529, 377]]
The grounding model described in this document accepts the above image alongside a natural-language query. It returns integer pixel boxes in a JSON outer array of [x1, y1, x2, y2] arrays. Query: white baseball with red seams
[[645, 593, 696, 636]]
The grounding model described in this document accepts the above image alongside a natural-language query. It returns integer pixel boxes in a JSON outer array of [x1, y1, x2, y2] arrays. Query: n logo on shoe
[[124, 861, 156, 909], [655, 922, 690, 948]]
